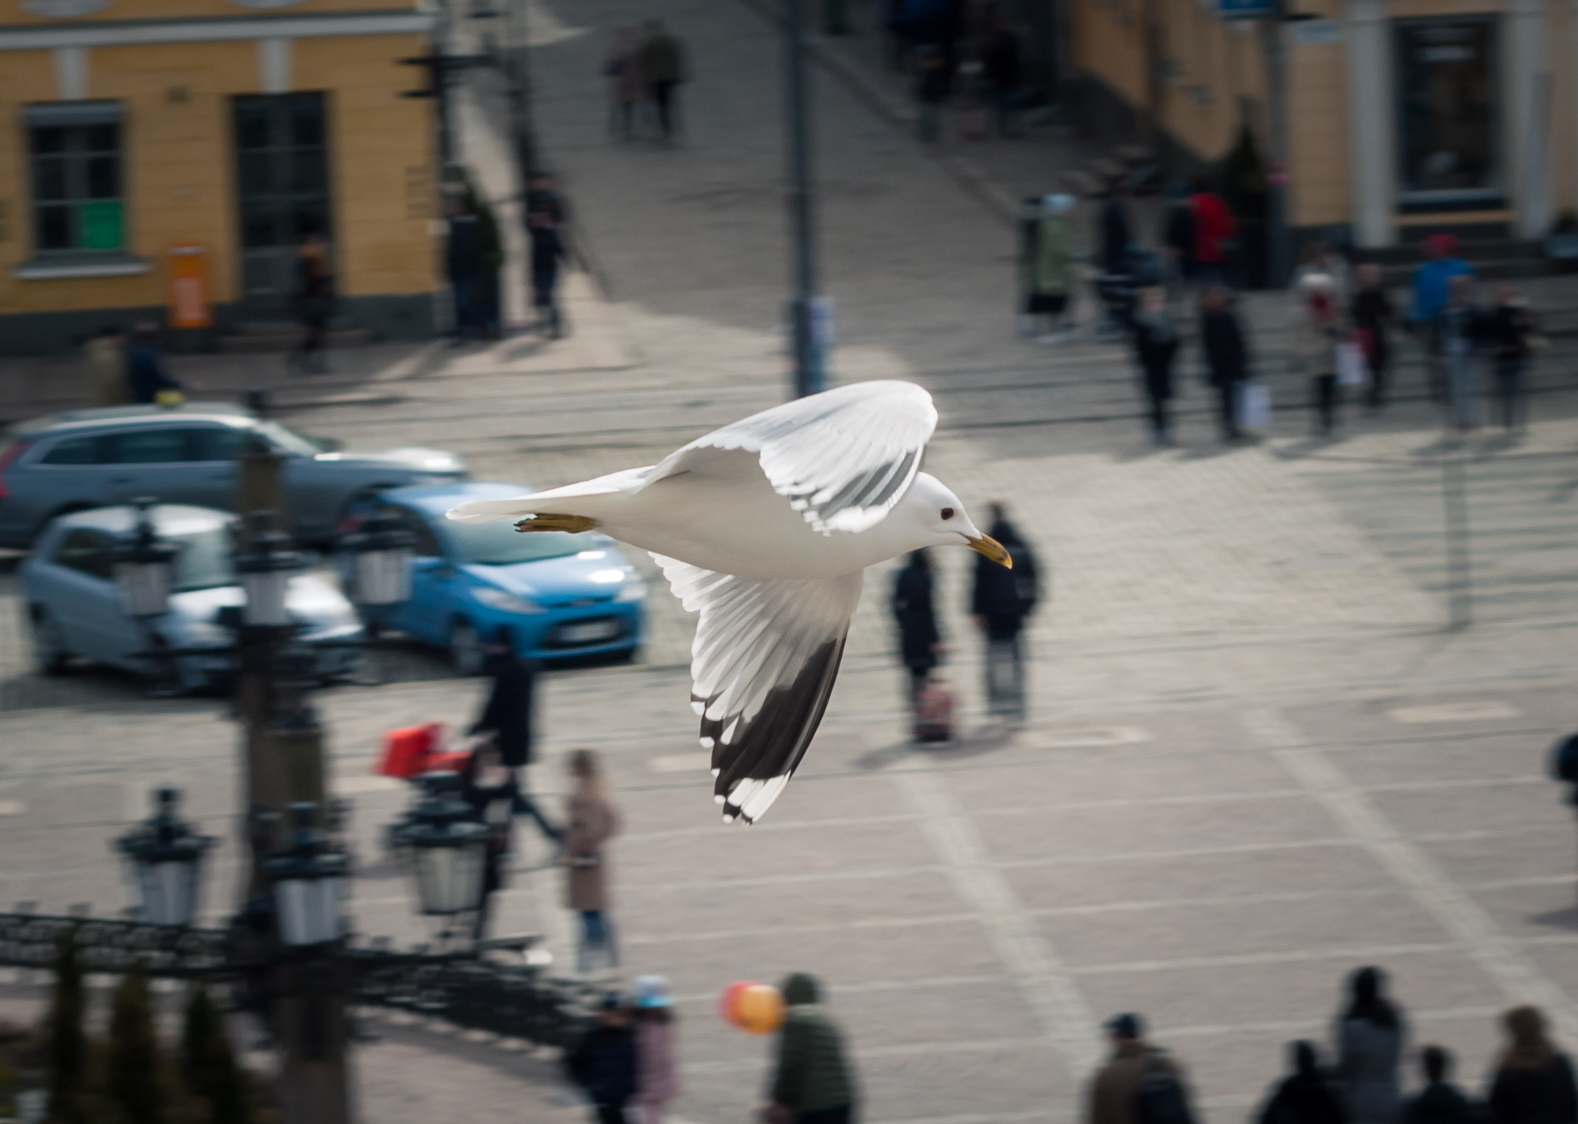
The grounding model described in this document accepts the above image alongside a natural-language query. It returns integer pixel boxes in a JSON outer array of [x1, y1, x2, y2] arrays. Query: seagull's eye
[[940, 507, 955, 520]]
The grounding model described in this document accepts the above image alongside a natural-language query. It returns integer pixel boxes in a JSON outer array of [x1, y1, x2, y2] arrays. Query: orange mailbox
[[166, 243, 212, 329]]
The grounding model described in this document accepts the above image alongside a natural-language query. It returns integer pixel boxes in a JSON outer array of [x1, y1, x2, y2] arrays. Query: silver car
[[0, 402, 467, 549], [22, 504, 363, 692]]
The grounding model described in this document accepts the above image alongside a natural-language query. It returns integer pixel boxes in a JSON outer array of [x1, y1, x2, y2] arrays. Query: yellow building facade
[[0, 0, 440, 352], [1069, 0, 1578, 247]]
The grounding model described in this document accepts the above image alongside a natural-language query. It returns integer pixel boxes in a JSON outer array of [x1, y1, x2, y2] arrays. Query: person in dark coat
[[569, 995, 639, 1124], [469, 626, 560, 844], [530, 209, 570, 338], [1163, 181, 1197, 288], [458, 739, 514, 939], [1259, 1041, 1347, 1124], [891, 550, 941, 705], [1486, 1005, 1578, 1124], [1200, 285, 1249, 442], [1131, 287, 1180, 444], [1099, 186, 1133, 277], [981, 18, 1021, 136], [288, 231, 335, 373], [768, 973, 857, 1124], [971, 503, 1039, 722], [1334, 966, 1406, 1124], [1481, 283, 1535, 435], [1403, 1045, 1478, 1124], [125, 324, 184, 404], [1349, 263, 1395, 412]]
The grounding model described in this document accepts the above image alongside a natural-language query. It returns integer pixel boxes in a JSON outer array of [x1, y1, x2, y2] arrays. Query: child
[[630, 976, 681, 1124]]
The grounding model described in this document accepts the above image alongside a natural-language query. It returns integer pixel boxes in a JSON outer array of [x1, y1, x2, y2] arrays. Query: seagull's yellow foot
[[513, 513, 600, 534]]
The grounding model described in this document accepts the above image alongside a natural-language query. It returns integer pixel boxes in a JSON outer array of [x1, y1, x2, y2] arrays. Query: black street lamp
[[110, 498, 179, 621], [115, 787, 216, 928], [265, 803, 349, 948], [235, 512, 301, 629], [394, 773, 490, 919]]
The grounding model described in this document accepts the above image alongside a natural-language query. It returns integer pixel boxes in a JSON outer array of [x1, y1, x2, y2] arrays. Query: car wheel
[[30, 609, 70, 676], [449, 619, 483, 677]]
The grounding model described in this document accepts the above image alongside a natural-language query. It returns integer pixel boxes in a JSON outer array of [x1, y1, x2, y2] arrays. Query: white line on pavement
[[1240, 706, 1578, 1043], [897, 770, 1102, 1079]]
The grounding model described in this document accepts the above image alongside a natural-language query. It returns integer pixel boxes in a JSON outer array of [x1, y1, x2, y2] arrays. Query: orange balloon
[[735, 984, 785, 1035], [719, 981, 755, 1027]]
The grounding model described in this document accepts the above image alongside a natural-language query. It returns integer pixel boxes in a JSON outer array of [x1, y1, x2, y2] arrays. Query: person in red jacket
[[1189, 176, 1238, 285]]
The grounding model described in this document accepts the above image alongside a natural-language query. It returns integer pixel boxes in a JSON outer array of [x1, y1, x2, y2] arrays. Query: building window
[[26, 101, 125, 254], [1396, 20, 1499, 207]]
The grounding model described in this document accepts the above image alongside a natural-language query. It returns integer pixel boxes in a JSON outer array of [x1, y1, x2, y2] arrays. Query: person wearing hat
[[1088, 1013, 1194, 1124], [569, 994, 640, 1124], [767, 973, 856, 1124], [630, 976, 682, 1124], [1022, 194, 1077, 343], [1292, 271, 1346, 437]]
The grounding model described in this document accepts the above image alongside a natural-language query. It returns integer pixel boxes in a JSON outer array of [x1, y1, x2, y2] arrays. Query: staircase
[[1359, 236, 1555, 287]]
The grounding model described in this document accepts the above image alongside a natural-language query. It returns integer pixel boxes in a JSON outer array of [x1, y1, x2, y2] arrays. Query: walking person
[[1482, 282, 1535, 436], [1403, 1046, 1477, 1124], [604, 26, 642, 140], [766, 973, 857, 1124], [468, 626, 560, 844], [288, 230, 334, 373], [1257, 1041, 1347, 1124], [630, 976, 681, 1124], [636, 21, 686, 141], [981, 17, 1021, 136], [971, 503, 1038, 722], [1023, 193, 1077, 342], [530, 209, 570, 339], [125, 324, 185, 405], [1200, 285, 1249, 442], [1188, 176, 1238, 285], [891, 550, 941, 707], [1408, 233, 1474, 401], [1350, 263, 1396, 412], [1486, 1006, 1578, 1124], [1293, 272, 1344, 437], [82, 325, 130, 407], [1088, 1013, 1195, 1124], [457, 738, 515, 939], [569, 995, 639, 1124], [564, 748, 620, 973], [1334, 966, 1407, 1124], [1439, 274, 1481, 434], [1131, 287, 1180, 445]]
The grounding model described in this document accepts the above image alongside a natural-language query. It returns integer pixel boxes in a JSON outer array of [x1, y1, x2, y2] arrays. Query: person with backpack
[[970, 502, 1040, 722], [1257, 1041, 1347, 1124], [1334, 966, 1407, 1124], [1088, 1013, 1195, 1124]]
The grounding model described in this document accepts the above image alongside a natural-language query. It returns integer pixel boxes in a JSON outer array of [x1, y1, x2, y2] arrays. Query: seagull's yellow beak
[[968, 534, 1012, 569]]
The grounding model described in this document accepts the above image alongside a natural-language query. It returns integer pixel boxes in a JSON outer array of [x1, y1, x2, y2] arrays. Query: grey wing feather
[[640, 380, 937, 534]]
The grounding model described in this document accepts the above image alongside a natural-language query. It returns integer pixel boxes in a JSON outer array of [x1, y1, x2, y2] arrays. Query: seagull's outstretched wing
[[653, 554, 863, 823], [642, 380, 937, 535]]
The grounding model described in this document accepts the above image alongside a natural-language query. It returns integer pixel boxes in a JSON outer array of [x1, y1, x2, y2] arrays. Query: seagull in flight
[[446, 380, 1010, 823]]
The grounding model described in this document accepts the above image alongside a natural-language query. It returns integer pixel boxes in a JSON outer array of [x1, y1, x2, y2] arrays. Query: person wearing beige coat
[[565, 748, 621, 971], [1291, 272, 1346, 436]]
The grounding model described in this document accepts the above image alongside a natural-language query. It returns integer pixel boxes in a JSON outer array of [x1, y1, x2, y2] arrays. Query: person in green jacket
[[1021, 193, 1078, 343], [767, 973, 856, 1124]]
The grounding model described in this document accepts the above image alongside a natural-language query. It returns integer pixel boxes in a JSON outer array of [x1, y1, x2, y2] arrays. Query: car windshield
[[169, 526, 235, 592], [446, 520, 595, 566], [255, 420, 333, 456]]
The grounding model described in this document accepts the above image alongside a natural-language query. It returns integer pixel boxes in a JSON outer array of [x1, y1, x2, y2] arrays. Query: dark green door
[[233, 93, 332, 314]]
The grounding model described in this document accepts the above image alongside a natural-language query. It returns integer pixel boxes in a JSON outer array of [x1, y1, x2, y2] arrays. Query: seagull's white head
[[893, 473, 1012, 568]]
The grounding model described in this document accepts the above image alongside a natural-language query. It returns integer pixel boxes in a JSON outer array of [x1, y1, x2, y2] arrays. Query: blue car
[[371, 482, 646, 673]]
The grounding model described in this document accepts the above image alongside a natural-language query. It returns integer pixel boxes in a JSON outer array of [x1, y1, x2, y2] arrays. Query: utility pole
[[1261, 0, 1292, 287], [784, 0, 825, 398], [235, 451, 351, 1124]]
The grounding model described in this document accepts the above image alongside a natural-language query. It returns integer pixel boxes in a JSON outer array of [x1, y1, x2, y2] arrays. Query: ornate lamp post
[[114, 787, 215, 927], [235, 512, 301, 629], [265, 803, 349, 948], [395, 773, 490, 923], [338, 508, 415, 610], [110, 498, 179, 621]]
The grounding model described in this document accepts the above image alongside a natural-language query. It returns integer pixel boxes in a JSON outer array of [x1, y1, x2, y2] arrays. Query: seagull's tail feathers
[[444, 467, 655, 524]]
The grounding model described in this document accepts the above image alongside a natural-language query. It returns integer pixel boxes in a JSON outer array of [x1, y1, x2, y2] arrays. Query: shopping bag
[[1336, 340, 1369, 387], [1238, 381, 1271, 429]]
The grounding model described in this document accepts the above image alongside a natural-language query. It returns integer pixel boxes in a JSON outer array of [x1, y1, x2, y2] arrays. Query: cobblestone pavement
[[4, 0, 1578, 1121]]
